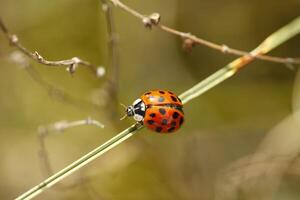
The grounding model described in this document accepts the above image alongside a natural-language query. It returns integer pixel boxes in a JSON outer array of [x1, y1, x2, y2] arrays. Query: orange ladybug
[[125, 90, 184, 133]]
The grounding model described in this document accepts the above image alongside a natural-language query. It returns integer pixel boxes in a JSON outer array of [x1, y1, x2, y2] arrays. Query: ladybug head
[[120, 99, 145, 122], [120, 103, 134, 121], [126, 106, 134, 117]]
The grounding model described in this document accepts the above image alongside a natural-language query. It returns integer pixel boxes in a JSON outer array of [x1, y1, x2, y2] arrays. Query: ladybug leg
[[133, 121, 144, 129]]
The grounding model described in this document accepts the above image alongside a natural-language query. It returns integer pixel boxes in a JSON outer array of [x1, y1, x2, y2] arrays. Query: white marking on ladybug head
[[133, 98, 142, 106], [133, 114, 144, 122], [128, 98, 146, 122], [140, 102, 146, 111], [126, 106, 134, 117]]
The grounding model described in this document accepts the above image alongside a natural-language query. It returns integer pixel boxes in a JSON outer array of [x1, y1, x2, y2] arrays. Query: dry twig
[[8, 51, 100, 111], [215, 113, 300, 200], [0, 18, 103, 76], [108, 0, 300, 66], [37, 117, 104, 181], [38, 117, 104, 136], [37, 117, 105, 199], [99, 0, 120, 119]]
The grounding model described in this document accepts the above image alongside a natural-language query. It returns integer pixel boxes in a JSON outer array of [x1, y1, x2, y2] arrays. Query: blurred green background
[[1, 0, 300, 199]]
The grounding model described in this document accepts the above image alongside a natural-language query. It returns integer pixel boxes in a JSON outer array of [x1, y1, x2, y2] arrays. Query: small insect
[[122, 90, 184, 133]]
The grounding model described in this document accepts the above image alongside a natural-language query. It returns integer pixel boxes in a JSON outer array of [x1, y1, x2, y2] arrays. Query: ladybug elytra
[[125, 90, 184, 133]]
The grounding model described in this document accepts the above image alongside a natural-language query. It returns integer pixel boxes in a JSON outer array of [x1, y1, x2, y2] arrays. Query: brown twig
[[100, 0, 120, 119], [25, 64, 100, 110], [108, 0, 300, 66], [0, 18, 103, 76], [214, 111, 300, 199], [6, 49, 103, 112], [38, 117, 104, 135], [37, 117, 104, 191]]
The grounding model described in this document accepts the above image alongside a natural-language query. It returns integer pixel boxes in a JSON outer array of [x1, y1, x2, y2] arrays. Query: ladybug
[[124, 90, 184, 133]]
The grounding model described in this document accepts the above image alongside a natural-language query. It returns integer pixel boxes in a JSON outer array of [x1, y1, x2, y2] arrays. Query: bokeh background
[[1, 0, 300, 199]]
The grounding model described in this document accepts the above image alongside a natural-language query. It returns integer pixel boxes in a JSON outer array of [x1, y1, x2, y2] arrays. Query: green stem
[[15, 124, 143, 200], [180, 16, 300, 104], [179, 65, 235, 104], [15, 16, 300, 200]]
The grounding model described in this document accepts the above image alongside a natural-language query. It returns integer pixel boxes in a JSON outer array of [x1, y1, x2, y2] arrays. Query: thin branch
[[38, 130, 85, 190], [15, 123, 143, 200], [100, 0, 120, 119], [108, 0, 300, 66], [38, 117, 104, 135], [25, 64, 100, 110], [37, 117, 104, 190], [179, 16, 300, 104], [0, 18, 104, 76], [214, 111, 300, 199], [8, 50, 101, 111], [14, 16, 300, 200]]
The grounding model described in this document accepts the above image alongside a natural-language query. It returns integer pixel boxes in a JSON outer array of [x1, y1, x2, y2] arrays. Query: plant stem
[[108, 0, 300, 65], [15, 124, 143, 200], [180, 16, 300, 104], [15, 16, 300, 200]]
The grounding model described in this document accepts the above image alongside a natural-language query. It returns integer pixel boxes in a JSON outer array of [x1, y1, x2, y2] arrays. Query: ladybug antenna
[[120, 103, 127, 110], [120, 103, 128, 121], [120, 114, 128, 121]]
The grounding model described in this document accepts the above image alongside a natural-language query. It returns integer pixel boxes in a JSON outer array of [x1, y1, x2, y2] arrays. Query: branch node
[[66, 63, 78, 75], [33, 51, 43, 61], [64, 57, 81, 74], [143, 13, 161, 29], [9, 34, 19, 44], [182, 38, 195, 52], [53, 121, 68, 132], [71, 57, 81, 64], [180, 32, 192, 38], [149, 13, 161, 25], [102, 3, 109, 12], [142, 17, 152, 29], [85, 117, 92, 125], [96, 66, 106, 77], [221, 44, 229, 53]]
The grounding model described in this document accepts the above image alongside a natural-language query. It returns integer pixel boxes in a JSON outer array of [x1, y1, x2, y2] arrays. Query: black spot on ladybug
[[178, 97, 182, 103], [171, 121, 177, 127], [158, 96, 165, 102], [162, 119, 168, 125], [168, 91, 174, 95], [179, 117, 184, 125], [168, 127, 175, 132], [156, 127, 163, 132], [159, 91, 165, 94], [159, 108, 166, 115], [149, 113, 156, 118], [172, 111, 179, 119], [147, 120, 154, 125], [145, 92, 151, 95], [171, 96, 178, 102]]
